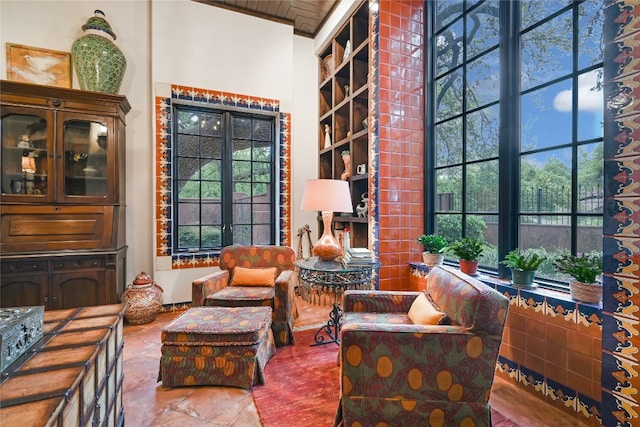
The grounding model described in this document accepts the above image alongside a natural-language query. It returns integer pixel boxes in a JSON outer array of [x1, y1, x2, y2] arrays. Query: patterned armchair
[[192, 245, 297, 346], [335, 265, 509, 427]]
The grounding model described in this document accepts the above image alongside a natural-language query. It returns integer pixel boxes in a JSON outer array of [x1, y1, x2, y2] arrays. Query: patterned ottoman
[[158, 306, 276, 389]]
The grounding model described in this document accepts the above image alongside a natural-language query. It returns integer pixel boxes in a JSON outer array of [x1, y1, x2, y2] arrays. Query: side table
[[295, 257, 376, 346]]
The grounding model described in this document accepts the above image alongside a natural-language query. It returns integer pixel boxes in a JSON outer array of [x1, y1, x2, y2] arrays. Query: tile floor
[[122, 297, 589, 426]]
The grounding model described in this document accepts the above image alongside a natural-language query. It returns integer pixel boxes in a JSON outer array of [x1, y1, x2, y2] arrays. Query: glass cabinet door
[[1, 107, 52, 201], [61, 116, 112, 201]]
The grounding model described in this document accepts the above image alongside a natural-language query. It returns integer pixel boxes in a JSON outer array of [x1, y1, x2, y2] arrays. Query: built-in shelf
[[317, 2, 370, 250]]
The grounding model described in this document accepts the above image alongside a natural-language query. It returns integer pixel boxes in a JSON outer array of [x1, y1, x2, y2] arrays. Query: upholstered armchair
[[192, 245, 297, 346], [335, 265, 509, 427]]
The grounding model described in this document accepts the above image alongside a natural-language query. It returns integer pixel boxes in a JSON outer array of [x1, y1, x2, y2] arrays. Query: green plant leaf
[[553, 253, 602, 283]]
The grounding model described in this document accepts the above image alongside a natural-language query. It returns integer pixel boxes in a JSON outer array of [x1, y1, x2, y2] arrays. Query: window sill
[[409, 261, 603, 310]]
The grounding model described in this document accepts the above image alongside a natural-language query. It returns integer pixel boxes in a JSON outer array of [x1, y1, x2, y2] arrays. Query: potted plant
[[417, 234, 448, 267], [447, 237, 484, 275], [553, 253, 603, 303], [500, 248, 546, 288]]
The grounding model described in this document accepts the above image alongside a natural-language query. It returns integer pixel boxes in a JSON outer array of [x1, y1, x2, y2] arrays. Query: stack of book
[[343, 247, 376, 266]]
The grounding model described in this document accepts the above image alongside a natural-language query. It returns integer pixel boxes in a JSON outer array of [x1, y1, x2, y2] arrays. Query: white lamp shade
[[300, 179, 353, 213]]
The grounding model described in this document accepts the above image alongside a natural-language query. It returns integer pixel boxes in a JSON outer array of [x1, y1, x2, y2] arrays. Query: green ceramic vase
[[71, 10, 126, 94]]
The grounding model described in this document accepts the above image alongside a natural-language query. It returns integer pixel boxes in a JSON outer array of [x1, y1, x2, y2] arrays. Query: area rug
[[493, 412, 519, 427], [253, 328, 519, 427], [254, 327, 340, 427]]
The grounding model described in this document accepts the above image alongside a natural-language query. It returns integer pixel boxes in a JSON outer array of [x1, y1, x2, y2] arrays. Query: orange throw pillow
[[231, 266, 277, 286], [408, 292, 447, 325]]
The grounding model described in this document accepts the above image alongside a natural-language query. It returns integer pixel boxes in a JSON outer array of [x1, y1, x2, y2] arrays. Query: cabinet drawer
[[1, 259, 47, 274], [52, 256, 105, 270], [0, 205, 114, 253]]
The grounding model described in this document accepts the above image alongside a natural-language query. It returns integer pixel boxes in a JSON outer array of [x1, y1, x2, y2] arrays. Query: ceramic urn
[[121, 272, 164, 325], [71, 9, 126, 94]]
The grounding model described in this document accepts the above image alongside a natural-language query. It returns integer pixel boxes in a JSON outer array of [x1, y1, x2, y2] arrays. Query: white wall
[[293, 36, 320, 259], [151, 0, 293, 110], [0, 0, 320, 304]]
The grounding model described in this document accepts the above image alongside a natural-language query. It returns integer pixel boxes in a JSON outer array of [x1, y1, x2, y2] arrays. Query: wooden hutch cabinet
[[318, 2, 370, 249], [0, 80, 129, 310]]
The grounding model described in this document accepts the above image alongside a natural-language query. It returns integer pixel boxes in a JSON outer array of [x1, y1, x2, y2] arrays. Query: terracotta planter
[[459, 259, 478, 275], [422, 252, 444, 267]]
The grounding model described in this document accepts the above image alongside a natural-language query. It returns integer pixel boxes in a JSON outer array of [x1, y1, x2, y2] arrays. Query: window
[[173, 105, 276, 252], [427, 0, 603, 285]]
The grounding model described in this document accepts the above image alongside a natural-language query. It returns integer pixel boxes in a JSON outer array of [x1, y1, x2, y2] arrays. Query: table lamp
[[300, 179, 353, 266]]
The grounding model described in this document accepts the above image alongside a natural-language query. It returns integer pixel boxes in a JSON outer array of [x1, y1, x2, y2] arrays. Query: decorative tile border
[[496, 354, 519, 381], [155, 95, 172, 258], [154, 85, 291, 269], [278, 112, 292, 246], [409, 261, 430, 278], [602, 1, 640, 425]]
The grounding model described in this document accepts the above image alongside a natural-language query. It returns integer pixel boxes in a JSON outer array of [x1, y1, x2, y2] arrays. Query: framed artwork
[[6, 43, 72, 88]]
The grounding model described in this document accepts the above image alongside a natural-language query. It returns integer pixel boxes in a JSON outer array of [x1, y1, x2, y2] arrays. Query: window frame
[[172, 103, 278, 253], [425, 0, 604, 289]]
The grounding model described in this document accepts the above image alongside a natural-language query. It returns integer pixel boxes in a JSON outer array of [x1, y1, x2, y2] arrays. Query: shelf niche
[[316, 2, 370, 250]]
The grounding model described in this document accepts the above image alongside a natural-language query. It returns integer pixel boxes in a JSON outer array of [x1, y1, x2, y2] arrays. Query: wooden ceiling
[[194, 0, 340, 38]]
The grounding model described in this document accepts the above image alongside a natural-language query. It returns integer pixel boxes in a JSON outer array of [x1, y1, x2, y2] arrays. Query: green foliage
[[501, 248, 546, 271], [447, 237, 485, 261], [178, 226, 221, 249], [478, 243, 499, 266], [178, 147, 263, 200], [436, 215, 486, 243], [417, 234, 448, 254], [535, 248, 564, 277], [553, 253, 602, 284], [578, 143, 603, 186]]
